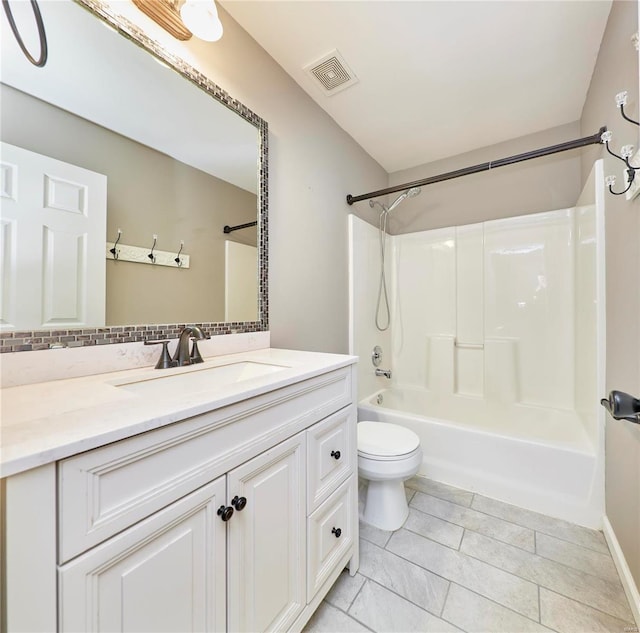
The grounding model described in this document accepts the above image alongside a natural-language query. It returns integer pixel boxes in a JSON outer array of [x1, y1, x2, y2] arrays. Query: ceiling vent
[[304, 50, 358, 96]]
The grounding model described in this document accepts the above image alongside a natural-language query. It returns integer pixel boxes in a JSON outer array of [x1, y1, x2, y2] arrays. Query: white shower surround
[[349, 161, 606, 528]]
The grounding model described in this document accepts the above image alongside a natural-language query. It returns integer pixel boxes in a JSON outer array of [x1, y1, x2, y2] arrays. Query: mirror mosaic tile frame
[[0, 0, 268, 353]]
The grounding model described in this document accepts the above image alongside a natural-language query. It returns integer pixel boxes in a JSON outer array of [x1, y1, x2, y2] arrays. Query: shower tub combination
[[358, 387, 599, 526], [349, 165, 605, 528]]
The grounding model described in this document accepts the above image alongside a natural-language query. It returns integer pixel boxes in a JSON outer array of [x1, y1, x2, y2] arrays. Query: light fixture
[[180, 0, 223, 42], [132, 0, 222, 42]]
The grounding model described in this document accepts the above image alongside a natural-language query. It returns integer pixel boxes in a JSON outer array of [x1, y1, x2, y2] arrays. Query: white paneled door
[[0, 142, 107, 330]]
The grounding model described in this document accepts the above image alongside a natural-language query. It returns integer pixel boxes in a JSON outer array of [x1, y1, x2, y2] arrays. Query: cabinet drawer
[[307, 407, 355, 513], [58, 366, 352, 563], [307, 476, 355, 600]]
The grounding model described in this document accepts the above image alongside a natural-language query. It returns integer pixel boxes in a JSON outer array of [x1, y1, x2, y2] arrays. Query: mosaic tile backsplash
[[0, 322, 263, 353]]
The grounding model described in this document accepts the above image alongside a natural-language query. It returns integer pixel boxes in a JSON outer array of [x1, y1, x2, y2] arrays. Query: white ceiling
[[221, 0, 612, 173]]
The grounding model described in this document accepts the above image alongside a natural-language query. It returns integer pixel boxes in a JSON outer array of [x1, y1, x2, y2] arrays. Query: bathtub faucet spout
[[375, 368, 392, 379]]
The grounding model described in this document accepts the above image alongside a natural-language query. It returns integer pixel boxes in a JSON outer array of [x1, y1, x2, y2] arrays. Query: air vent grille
[[304, 50, 358, 96]]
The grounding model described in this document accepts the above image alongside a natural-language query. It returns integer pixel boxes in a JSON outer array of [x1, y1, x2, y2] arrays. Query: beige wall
[[159, 6, 388, 353], [1, 84, 257, 325], [382, 121, 583, 234], [581, 0, 640, 588]]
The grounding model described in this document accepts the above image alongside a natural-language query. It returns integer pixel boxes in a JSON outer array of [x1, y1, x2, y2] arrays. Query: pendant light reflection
[[180, 0, 223, 42]]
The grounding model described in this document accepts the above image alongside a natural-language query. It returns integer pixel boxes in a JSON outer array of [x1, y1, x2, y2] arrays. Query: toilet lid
[[357, 421, 420, 457]]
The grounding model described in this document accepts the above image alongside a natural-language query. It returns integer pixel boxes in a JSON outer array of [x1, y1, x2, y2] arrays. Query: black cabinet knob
[[231, 495, 247, 511], [331, 527, 342, 538], [217, 505, 234, 522], [330, 450, 341, 460]]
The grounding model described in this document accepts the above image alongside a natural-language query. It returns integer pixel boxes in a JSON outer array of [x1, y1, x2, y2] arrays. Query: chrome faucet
[[375, 368, 392, 379], [173, 325, 209, 367]]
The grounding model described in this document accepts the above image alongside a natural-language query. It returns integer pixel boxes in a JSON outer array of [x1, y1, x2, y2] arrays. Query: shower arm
[[346, 127, 607, 205]]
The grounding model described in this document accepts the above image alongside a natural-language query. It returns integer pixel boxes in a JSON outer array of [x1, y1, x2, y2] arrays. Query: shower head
[[386, 187, 421, 214]]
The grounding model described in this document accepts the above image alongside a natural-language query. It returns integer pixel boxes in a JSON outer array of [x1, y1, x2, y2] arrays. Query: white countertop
[[0, 348, 356, 478]]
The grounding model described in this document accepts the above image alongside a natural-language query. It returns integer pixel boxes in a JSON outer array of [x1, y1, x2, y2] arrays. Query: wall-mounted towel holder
[[600, 390, 640, 424], [105, 241, 190, 268]]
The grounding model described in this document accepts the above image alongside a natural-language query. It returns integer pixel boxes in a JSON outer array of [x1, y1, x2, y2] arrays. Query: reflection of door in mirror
[[0, 142, 107, 330]]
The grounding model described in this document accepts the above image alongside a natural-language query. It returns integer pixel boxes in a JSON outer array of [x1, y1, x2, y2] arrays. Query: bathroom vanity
[[1, 348, 358, 632]]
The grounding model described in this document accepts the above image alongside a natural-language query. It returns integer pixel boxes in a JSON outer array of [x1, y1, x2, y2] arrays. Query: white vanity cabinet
[[2, 355, 358, 633], [60, 434, 305, 633]]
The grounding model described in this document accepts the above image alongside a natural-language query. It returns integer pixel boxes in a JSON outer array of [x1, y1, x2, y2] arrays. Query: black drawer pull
[[331, 527, 342, 538], [330, 450, 341, 460], [231, 495, 247, 511], [217, 505, 234, 522]]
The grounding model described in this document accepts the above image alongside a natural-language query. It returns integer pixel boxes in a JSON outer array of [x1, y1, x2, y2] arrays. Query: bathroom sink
[[113, 361, 288, 398]]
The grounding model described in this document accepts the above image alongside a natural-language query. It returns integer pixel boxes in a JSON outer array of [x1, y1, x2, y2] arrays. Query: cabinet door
[[227, 432, 306, 633], [59, 477, 226, 633]]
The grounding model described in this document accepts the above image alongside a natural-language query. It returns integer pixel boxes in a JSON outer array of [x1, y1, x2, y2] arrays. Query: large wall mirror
[[0, 0, 268, 353]]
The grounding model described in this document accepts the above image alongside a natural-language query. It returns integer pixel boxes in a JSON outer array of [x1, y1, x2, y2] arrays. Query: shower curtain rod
[[346, 126, 607, 205], [223, 221, 257, 234]]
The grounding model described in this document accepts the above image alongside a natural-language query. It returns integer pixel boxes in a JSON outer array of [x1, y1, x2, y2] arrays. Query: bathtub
[[358, 387, 602, 527]]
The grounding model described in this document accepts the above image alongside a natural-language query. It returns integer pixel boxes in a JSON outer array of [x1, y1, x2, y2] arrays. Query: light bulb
[[601, 130, 612, 143], [180, 0, 223, 42], [615, 91, 628, 107], [605, 175, 616, 187], [621, 145, 635, 159]]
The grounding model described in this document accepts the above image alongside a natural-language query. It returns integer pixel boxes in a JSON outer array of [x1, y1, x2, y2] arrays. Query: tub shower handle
[[331, 527, 342, 538], [330, 450, 341, 460]]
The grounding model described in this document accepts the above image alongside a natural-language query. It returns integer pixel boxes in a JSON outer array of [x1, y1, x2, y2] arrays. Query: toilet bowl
[[358, 420, 422, 531]]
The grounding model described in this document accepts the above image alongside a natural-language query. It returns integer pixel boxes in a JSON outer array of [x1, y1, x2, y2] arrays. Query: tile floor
[[304, 476, 637, 633]]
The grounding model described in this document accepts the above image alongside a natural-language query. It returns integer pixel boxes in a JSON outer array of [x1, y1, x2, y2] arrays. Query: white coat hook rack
[[105, 235, 190, 268]]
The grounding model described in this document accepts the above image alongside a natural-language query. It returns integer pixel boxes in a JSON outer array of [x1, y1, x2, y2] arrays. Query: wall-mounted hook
[[109, 228, 122, 260], [615, 91, 640, 127], [174, 241, 184, 267], [148, 234, 157, 263], [602, 130, 639, 196]]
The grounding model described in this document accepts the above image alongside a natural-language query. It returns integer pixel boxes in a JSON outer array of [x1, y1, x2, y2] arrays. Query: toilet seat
[[357, 421, 420, 458]]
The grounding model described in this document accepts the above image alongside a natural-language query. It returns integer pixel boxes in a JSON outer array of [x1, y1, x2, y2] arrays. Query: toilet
[[357, 421, 423, 531]]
